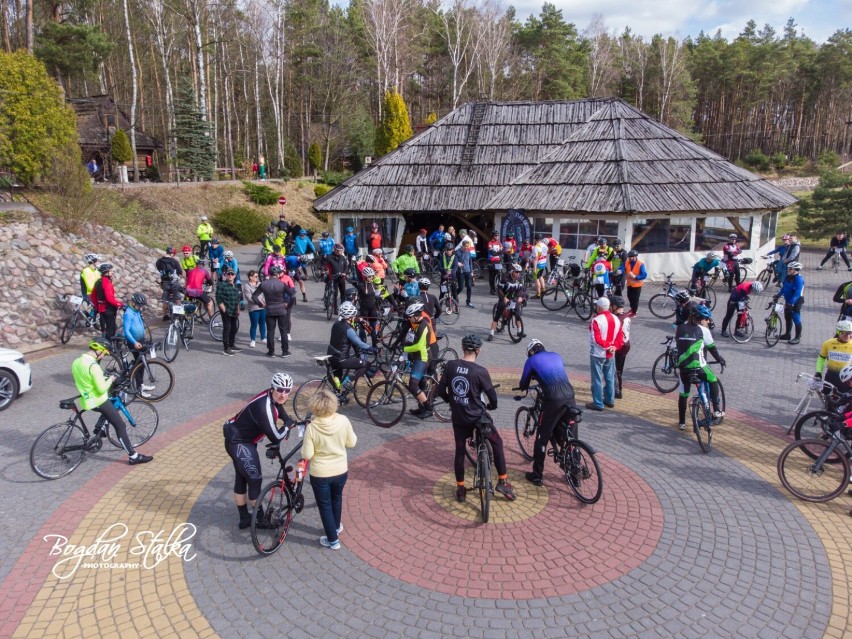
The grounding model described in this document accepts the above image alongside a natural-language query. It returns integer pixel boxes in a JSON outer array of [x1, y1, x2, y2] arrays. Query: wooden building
[[315, 98, 796, 277]]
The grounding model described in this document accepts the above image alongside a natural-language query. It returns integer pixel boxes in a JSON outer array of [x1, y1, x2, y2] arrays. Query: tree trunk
[[25, 0, 33, 53], [122, 0, 138, 181]]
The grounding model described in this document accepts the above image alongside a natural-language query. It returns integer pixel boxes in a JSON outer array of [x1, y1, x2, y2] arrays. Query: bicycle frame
[[787, 374, 835, 435]]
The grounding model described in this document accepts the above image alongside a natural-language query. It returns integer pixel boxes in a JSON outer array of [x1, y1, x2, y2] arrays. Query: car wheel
[[0, 369, 20, 411]]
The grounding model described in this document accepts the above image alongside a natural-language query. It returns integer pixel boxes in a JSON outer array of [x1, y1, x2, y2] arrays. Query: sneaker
[[678, 423, 686, 431], [129, 453, 153, 465], [789, 338, 800, 345], [466, 302, 475, 309], [409, 406, 424, 416], [230, 347, 243, 353], [518, 332, 526, 338], [720, 330, 730, 337], [778, 334, 791, 341], [584, 402, 603, 412], [141, 384, 155, 391], [487, 334, 494, 342], [266, 351, 275, 358], [337, 524, 344, 535], [417, 409, 433, 420], [238, 516, 252, 530], [615, 391, 623, 399], [524, 471, 543, 486], [604, 402, 615, 408], [734, 330, 744, 337], [249, 340, 256, 348], [320, 536, 341, 550], [139, 390, 153, 399], [223, 349, 234, 356], [848, 268, 852, 272], [817, 266, 823, 271], [280, 352, 291, 358], [495, 480, 517, 501], [456, 485, 467, 503], [713, 410, 725, 419]]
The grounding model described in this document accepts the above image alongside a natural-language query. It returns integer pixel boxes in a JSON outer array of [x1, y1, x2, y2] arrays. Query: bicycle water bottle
[[296, 459, 307, 482], [332, 376, 342, 389]]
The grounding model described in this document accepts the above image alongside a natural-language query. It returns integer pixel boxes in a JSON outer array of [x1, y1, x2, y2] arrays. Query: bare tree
[[433, 0, 486, 108], [363, 0, 417, 117], [584, 14, 617, 97], [121, 0, 138, 180], [620, 32, 649, 111], [477, 0, 511, 99], [25, 0, 33, 52], [657, 35, 688, 126]]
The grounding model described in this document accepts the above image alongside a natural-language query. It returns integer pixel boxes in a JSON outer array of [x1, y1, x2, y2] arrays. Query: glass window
[[558, 219, 619, 251], [632, 218, 692, 253], [759, 211, 777, 247], [695, 216, 753, 251], [533, 217, 554, 242], [339, 216, 400, 252], [559, 220, 579, 250]]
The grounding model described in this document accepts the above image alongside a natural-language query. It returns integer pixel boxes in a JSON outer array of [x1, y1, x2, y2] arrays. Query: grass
[[778, 189, 833, 250]]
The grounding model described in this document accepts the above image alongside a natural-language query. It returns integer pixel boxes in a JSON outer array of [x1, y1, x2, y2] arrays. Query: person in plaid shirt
[[216, 268, 242, 356]]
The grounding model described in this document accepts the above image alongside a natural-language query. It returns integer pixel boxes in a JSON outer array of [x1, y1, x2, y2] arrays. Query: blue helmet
[[346, 226, 354, 232], [691, 304, 713, 320]]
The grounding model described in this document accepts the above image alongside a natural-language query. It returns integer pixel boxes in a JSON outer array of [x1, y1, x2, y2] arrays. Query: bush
[[770, 153, 787, 171], [308, 143, 322, 171], [282, 140, 303, 178], [743, 149, 770, 172], [315, 183, 333, 197], [43, 139, 104, 233], [111, 129, 132, 164], [819, 151, 840, 169], [241, 180, 279, 205], [212, 206, 271, 244], [145, 165, 161, 182], [319, 170, 351, 186]]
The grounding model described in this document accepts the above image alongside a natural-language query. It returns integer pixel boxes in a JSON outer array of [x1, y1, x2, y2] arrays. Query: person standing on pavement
[[623, 250, 646, 317], [242, 270, 266, 348], [197, 215, 214, 257], [455, 238, 475, 308], [369, 223, 383, 251], [611, 296, 631, 399], [487, 230, 503, 295], [208, 238, 225, 281], [720, 281, 763, 337], [91, 263, 122, 338], [343, 226, 359, 259], [216, 268, 242, 356], [301, 389, 357, 550], [814, 319, 852, 390], [253, 264, 295, 357], [587, 297, 621, 411], [817, 231, 852, 271], [773, 261, 805, 345]]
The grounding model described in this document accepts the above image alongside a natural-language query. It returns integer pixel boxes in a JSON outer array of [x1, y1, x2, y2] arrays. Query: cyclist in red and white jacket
[[587, 296, 622, 411]]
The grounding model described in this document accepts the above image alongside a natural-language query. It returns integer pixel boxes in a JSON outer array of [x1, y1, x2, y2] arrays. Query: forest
[[3, 0, 851, 180]]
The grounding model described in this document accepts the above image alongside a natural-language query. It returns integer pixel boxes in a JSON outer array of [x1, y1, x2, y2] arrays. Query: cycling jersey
[[487, 240, 502, 263], [263, 254, 287, 277], [676, 323, 716, 369], [71, 353, 111, 410], [122, 306, 146, 345], [585, 246, 614, 270], [155, 256, 182, 282], [328, 318, 372, 360], [208, 244, 225, 273], [80, 265, 101, 297], [180, 255, 198, 271], [403, 319, 431, 362], [779, 274, 804, 305], [369, 231, 382, 250], [344, 233, 358, 256], [437, 359, 496, 425], [224, 390, 293, 444], [392, 253, 419, 277], [318, 238, 335, 256], [185, 267, 213, 297], [692, 257, 725, 276], [197, 222, 214, 242], [498, 278, 526, 299], [91, 276, 121, 313], [519, 350, 576, 404], [415, 234, 429, 254], [818, 338, 852, 385], [293, 235, 316, 255]]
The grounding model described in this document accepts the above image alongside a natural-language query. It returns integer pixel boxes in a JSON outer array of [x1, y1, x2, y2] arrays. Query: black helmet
[[345, 287, 358, 302], [444, 242, 454, 250], [269, 264, 283, 276], [404, 244, 414, 252], [321, 231, 329, 238], [613, 238, 623, 247], [98, 263, 114, 274], [131, 292, 147, 307], [597, 237, 607, 246], [506, 232, 515, 238], [609, 295, 624, 308], [461, 334, 482, 351], [675, 291, 690, 303], [627, 250, 638, 258], [404, 267, 418, 277]]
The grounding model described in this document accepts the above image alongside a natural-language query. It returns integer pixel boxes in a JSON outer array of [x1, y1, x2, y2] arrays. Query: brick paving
[[2, 247, 852, 637]]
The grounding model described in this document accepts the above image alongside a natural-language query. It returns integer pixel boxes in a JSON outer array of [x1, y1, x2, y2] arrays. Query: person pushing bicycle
[[518, 338, 580, 486], [675, 304, 725, 431], [436, 334, 516, 503]]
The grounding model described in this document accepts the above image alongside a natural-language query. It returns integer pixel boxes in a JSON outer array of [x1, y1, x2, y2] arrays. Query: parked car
[[0, 348, 33, 410]]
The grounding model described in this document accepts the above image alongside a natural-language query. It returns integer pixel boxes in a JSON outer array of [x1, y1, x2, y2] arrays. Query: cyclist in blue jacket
[[207, 238, 225, 279], [123, 292, 153, 398], [292, 229, 317, 256], [773, 261, 805, 344], [343, 226, 359, 258], [318, 231, 335, 257]]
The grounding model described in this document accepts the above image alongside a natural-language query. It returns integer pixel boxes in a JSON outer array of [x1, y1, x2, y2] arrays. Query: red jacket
[[91, 276, 122, 313], [589, 310, 621, 359]]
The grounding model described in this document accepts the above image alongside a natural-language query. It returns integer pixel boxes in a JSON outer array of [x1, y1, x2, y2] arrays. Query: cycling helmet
[[372, 248, 383, 255], [272, 244, 282, 253], [675, 290, 691, 303], [782, 234, 791, 240], [706, 251, 718, 260], [506, 232, 514, 239], [269, 264, 283, 276], [444, 242, 454, 250], [404, 267, 418, 277], [728, 233, 738, 240], [131, 292, 147, 307], [405, 301, 425, 317], [627, 250, 638, 258], [420, 228, 427, 234], [98, 263, 113, 274], [526, 338, 545, 357], [345, 288, 358, 302], [613, 238, 623, 247], [338, 301, 358, 320], [165, 247, 176, 255], [200, 215, 208, 221], [840, 364, 852, 384], [84, 253, 100, 264], [196, 258, 207, 267], [271, 372, 293, 391], [751, 281, 764, 294], [321, 231, 329, 238], [299, 229, 307, 236], [691, 304, 713, 320], [597, 237, 607, 246], [224, 250, 234, 259], [182, 245, 192, 253], [334, 243, 344, 250], [211, 237, 220, 244], [837, 319, 852, 333], [610, 295, 625, 308], [346, 226, 354, 232], [89, 337, 111, 354], [511, 263, 523, 273], [444, 233, 452, 241], [491, 230, 499, 237], [787, 262, 803, 271], [461, 334, 483, 351], [418, 277, 431, 288], [362, 266, 375, 278], [404, 244, 414, 252]]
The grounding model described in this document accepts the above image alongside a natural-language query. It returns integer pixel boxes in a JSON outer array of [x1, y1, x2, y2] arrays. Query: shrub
[[145, 165, 161, 182], [315, 183, 333, 197], [770, 153, 787, 171], [282, 140, 303, 178], [42, 139, 104, 233], [818, 151, 840, 169], [308, 143, 322, 171], [241, 180, 279, 205], [212, 206, 271, 244], [743, 149, 770, 172], [319, 170, 351, 186], [111, 129, 132, 163]]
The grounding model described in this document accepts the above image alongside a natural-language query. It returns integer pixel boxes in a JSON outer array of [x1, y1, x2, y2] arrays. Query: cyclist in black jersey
[[418, 277, 442, 321], [328, 302, 376, 390], [487, 264, 527, 341], [223, 372, 295, 529], [436, 334, 516, 502]]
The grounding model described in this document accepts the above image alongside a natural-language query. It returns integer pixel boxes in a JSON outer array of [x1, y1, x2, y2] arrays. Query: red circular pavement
[[343, 429, 664, 599]]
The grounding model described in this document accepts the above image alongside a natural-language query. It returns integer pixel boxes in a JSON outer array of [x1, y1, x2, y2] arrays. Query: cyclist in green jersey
[[675, 304, 726, 431]]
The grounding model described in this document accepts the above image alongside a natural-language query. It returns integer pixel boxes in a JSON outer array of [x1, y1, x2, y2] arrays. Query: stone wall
[[0, 213, 163, 350]]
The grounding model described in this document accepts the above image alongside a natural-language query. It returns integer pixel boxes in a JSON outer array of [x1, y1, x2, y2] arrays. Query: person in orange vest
[[623, 250, 647, 317]]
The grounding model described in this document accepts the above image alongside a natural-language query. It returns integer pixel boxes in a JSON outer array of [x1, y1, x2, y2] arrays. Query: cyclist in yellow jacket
[[197, 215, 214, 256]]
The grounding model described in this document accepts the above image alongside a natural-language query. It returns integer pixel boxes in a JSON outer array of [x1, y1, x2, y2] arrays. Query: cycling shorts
[[678, 365, 718, 397]]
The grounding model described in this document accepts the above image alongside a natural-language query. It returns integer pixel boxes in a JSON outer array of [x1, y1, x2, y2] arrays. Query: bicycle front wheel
[[765, 314, 780, 347], [777, 439, 850, 502], [209, 311, 225, 341], [573, 293, 593, 321], [541, 286, 570, 311], [730, 315, 754, 343], [353, 369, 386, 408], [60, 313, 79, 345], [311, 261, 323, 282], [251, 480, 294, 555], [648, 293, 676, 319], [478, 443, 492, 523], [514, 406, 537, 460], [691, 398, 713, 453], [108, 400, 159, 449], [756, 268, 772, 287], [325, 292, 334, 320], [30, 423, 86, 479], [651, 352, 680, 393], [793, 411, 842, 461], [562, 440, 603, 504], [426, 378, 450, 423], [439, 297, 460, 324], [366, 380, 407, 428], [699, 286, 716, 310], [292, 379, 327, 421], [129, 360, 175, 402], [163, 323, 180, 362], [507, 314, 524, 343]]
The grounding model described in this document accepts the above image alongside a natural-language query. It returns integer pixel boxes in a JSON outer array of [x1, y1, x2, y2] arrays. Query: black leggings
[[332, 356, 370, 383], [452, 421, 507, 483], [93, 400, 136, 455], [820, 249, 851, 267], [224, 425, 263, 500]]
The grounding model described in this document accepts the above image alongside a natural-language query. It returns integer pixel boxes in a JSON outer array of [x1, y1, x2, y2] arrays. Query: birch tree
[[121, 0, 137, 180], [433, 0, 485, 108], [584, 14, 617, 97], [476, 0, 511, 99]]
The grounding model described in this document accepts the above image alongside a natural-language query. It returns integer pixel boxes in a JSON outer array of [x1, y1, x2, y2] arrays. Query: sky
[[511, 0, 851, 43]]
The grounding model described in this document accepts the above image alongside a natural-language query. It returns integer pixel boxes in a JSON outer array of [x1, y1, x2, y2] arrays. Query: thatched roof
[[68, 95, 162, 152], [315, 97, 796, 215]]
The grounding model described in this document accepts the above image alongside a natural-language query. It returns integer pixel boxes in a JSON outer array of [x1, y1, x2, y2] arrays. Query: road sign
[[278, 196, 287, 206]]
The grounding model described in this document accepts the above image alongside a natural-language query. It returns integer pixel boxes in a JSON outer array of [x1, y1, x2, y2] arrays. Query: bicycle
[[209, 310, 240, 342], [756, 255, 780, 288], [291, 353, 386, 420], [60, 294, 99, 344], [651, 335, 679, 393], [437, 275, 460, 325], [686, 364, 726, 453], [322, 273, 344, 321], [491, 298, 525, 343], [647, 273, 689, 319], [512, 385, 602, 503], [777, 427, 852, 502], [103, 339, 175, 402], [691, 273, 717, 310], [469, 419, 495, 522], [250, 424, 310, 555], [723, 257, 753, 289], [786, 374, 837, 435], [727, 298, 754, 343], [364, 353, 450, 427], [764, 301, 784, 347], [162, 302, 197, 362], [29, 390, 158, 479]]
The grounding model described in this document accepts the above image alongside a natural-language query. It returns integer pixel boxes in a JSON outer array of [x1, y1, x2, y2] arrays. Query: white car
[[0, 348, 33, 411]]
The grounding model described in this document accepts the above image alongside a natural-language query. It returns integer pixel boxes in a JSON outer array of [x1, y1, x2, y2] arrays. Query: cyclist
[[72, 337, 153, 465], [261, 226, 276, 257], [623, 250, 647, 317], [532, 238, 549, 298], [415, 228, 429, 257], [197, 215, 214, 257], [253, 264, 295, 357], [502, 232, 517, 263], [216, 268, 242, 356], [546, 236, 562, 272], [369, 222, 383, 251], [207, 238, 225, 280], [488, 263, 527, 341], [285, 253, 308, 302], [179, 245, 198, 272], [455, 238, 476, 308], [325, 243, 349, 308], [318, 231, 336, 261], [720, 280, 763, 337], [328, 302, 376, 391], [815, 319, 852, 391], [817, 231, 852, 271], [609, 239, 627, 295], [765, 234, 791, 283], [722, 233, 743, 289], [223, 371, 295, 529], [584, 237, 614, 271], [487, 230, 503, 295], [222, 250, 240, 285], [392, 244, 419, 279], [589, 254, 612, 299], [276, 213, 291, 234], [518, 338, 580, 486], [91, 263, 122, 338], [355, 267, 381, 335], [262, 245, 287, 278], [79, 253, 101, 298], [418, 277, 441, 322], [291, 228, 316, 258], [185, 258, 215, 318], [436, 333, 516, 502], [675, 304, 725, 431], [155, 248, 182, 322], [689, 252, 727, 292], [772, 261, 805, 344], [429, 225, 446, 255], [368, 247, 388, 281], [122, 292, 155, 397], [343, 226, 359, 259], [401, 302, 435, 418], [399, 267, 419, 297]]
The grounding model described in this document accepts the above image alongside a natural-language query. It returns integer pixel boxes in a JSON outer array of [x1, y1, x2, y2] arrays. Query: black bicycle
[[777, 427, 852, 503], [103, 339, 175, 402], [60, 294, 99, 344], [651, 335, 679, 393], [162, 301, 198, 362], [491, 298, 525, 343], [470, 419, 495, 523], [648, 273, 688, 319]]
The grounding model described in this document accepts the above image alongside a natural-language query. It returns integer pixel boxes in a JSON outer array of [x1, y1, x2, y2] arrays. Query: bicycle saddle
[[59, 396, 81, 410], [182, 303, 197, 313], [661, 336, 673, 343], [314, 355, 333, 363]]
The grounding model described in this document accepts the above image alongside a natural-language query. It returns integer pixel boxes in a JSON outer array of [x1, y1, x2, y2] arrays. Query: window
[[339, 216, 401, 252], [695, 216, 753, 251], [559, 219, 619, 251], [759, 211, 778, 247], [631, 218, 692, 253], [532, 217, 554, 242]]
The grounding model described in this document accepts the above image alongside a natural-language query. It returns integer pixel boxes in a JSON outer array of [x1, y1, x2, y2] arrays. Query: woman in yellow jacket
[[301, 389, 356, 551]]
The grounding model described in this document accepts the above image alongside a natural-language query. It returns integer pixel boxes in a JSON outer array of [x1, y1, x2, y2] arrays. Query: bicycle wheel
[[756, 268, 772, 288], [209, 311, 224, 341], [691, 397, 713, 453], [651, 352, 680, 393], [477, 442, 492, 523], [365, 380, 407, 428], [251, 480, 294, 555], [107, 400, 159, 449], [777, 439, 850, 502], [507, 314, 524, 343], [562, 440, 603, 504], [793, 411, 842, 461], [30, 423, 86, 479], [439, 297, 460, 325], [765, 314, 780, 347], [514, 406, 536, 461], [311, 261, 323, 282], [353, 368, 386, 408], [292, 379, 327, 421], [129, 360, 174, 402], [648, 293, 677, 319], [60, 313, 79, 345], [437, 347, 458, 362], [702, 286, 716, 310], [192, 244, 202, 258], [325, 290, 334, 321], [541, 286, 570, 311], [730, 315, 754, 343], [426, 378, 450, 423], [471, 261, 482, 280], [162, 323, 180, 362], [573, 293, 593, 321]]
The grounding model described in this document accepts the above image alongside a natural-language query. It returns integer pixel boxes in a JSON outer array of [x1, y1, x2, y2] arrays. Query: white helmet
[[787, 262, 803, 271], [751, 281, 763, 294], [338, 302, 358, 320], [840, 364, 852, 384], [706, 251, 718, 260], [837, 319, 852, 333], [200, 215, 208, 221], [84, 253, 100, 264], [419, 277, 431, 287], [362, 267, 375, 278], [224, 250, 234, 259], [526, 338, 544, 356], [405, 302, 425, 317], [271, 372, 293, 391]]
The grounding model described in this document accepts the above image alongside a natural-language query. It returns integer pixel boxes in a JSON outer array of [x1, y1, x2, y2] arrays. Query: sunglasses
[[272, 387, 290, 394]]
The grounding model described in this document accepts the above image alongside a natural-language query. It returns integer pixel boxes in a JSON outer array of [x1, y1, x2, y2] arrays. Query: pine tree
[[798, 171, 852, 239], [375, 91, 413, 156], [111, 129, 132, 164], [172, 78, 215, 181], [282, 139, 303, 178], [308, 143, 322, 172]]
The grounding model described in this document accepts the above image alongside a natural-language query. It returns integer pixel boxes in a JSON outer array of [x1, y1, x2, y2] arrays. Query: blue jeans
[[310, 472, 347, 543], [589, 355, 615, 408], [249, 309, 267, 341]]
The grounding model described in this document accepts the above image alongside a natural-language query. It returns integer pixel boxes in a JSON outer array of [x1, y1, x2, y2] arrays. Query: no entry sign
[[278, 196, 287, 206]]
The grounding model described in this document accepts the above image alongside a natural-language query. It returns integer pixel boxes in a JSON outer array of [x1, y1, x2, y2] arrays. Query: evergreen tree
[[375, 91, 413, 156], [111, 129, 132, 164], [172, 78, 215, 181], [308, 143, 322, 171], [282, 139, 303, 178], [798, 171, 852, 239]]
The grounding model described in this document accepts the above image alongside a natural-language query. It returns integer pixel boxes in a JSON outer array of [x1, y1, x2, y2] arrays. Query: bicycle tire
[[292, 379, 327, 421], [163, 323, 180, 362], [562, 439, 603, 504], [351, 369, 384, 407], [514, 406, 536, 461], [183, 315, 195, 347], [471, 261, 482, 280], [209, 311, 224, 341], [129, 360, 174, 402], [60, 313, 79, 345], [573, 293, 593, 321], [756, 268, 772, 287], [192, 244, 202, 258], [541, 286, 571, 311], [648, 293, 677, 319], [507, 314, 524, 343], [365, 380, 407, 428], [792, 410, 843, 462], [251, 480, 295, 555], [651, 351, 680, 393], [696, 285, 716, 311], [738, 266, 748, 284], [787, 392, 825, 436], [691, 397, 713, 453], [438, 297, 460, 325], [477, 442, 492, 523], [311, 261, 323, 282], [30, 422, 87, 479], [107, 400, 159, 449], [437, 347, 458, 362], [730, 315, 754, 343], [777, 438, 850, 502], [426, 378, 450, 422], [765, 313, 780, 347]]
